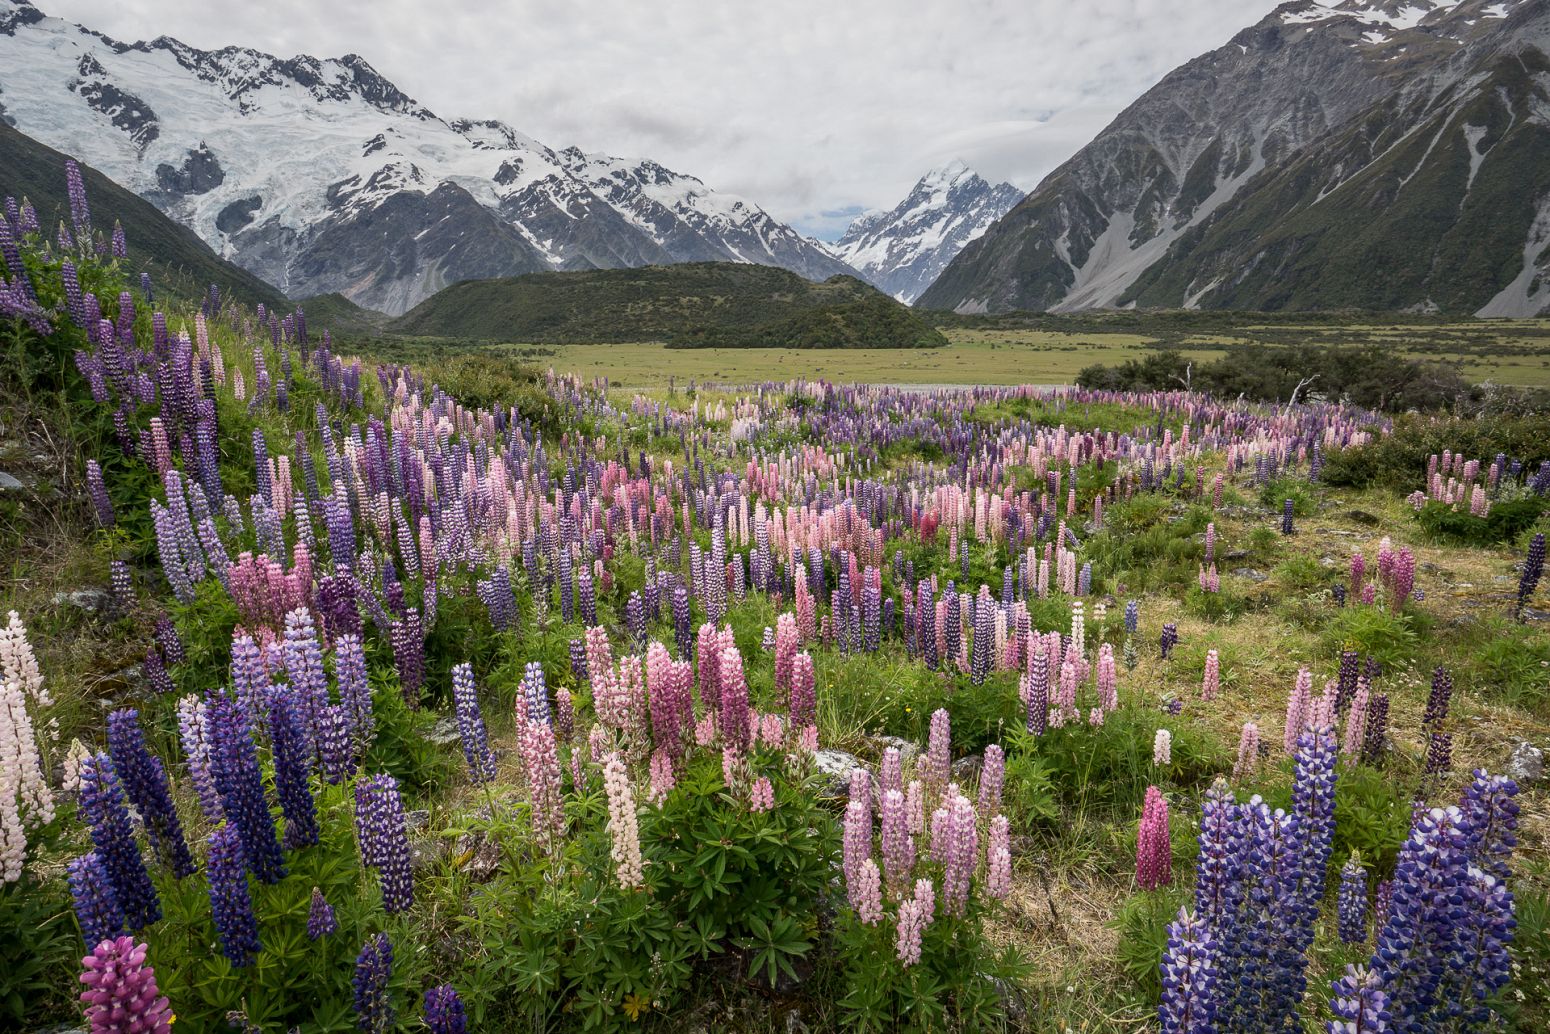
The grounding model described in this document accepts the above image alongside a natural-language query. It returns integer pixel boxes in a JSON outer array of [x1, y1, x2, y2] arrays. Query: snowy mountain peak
[[831, 164, 1022, 303], [0, 0, 856, 312], [1278, 0, 1526, 41]]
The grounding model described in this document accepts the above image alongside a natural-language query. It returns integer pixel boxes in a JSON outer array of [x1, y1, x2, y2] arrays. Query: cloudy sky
[[43, 0, 1288, 239]]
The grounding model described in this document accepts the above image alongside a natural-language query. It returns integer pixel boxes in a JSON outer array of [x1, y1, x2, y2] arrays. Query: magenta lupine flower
[[602, 752, 643, 890], [749, 776, 775, 813], [789, 651, 816, 729], [774, 612, 798, 692], [645, 642, 686, 760], [717, 642, 751, 753], [1097, 643, 1118, 711], [852, 858, 884, 925], [843, 798, 872, 899], [895, 896, 927, 966], [879, 789, 914, 896], [1137, 785, 1172, 891], [522, 719, 566, 848], [78, 937, 172, 1034], [923, 708, 951, 795], [940, 791, 978, 917], [978, 744, 1005, 816], [1233, 722, 1260, 781]]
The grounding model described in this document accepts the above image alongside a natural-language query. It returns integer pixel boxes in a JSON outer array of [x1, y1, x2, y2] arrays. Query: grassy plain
[[375, 319, 1550, 389]]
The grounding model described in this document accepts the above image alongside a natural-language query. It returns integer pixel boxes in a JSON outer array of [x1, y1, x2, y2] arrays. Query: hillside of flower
[[2, 161, 1549, 1033]]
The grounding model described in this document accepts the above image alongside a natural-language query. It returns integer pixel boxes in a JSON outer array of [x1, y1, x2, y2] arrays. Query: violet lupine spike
[[334, 632, 374, 749], [424, 984, 468, 1034], [266, 688, 321, 850], [354, 773, 414, 913], [1160, 623, 1178, 660], [206, 823, 261, 967], [1327, 964, 1390, 1034], [307, 886, 337, 941], [1025, 650, 1048, 737], [1338, 854, 1369, 945], [105, 710, 196, 879], [1158, 907, 1216, 1034], [451, 662, 496, 781], [353, 933, 395, 1034], [77, 754, 160, 931], [67, 852, 126, 949], [208, 691, 287, 884], [1515, 532, 1545, 620]]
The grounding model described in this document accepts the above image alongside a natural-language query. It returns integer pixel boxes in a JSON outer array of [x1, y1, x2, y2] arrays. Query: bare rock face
[[1507, 741, 1544, 784], [920, 1, 1550, 318]]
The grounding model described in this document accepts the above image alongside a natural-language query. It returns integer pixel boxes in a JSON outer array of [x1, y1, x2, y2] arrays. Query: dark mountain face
[[919, 0, 1550, 317]]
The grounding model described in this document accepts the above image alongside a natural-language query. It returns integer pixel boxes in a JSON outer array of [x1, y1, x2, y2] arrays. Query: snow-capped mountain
[[828, 162, 1022, 303], [921, 0, 1549, 316], [0, 1, 854, 313]]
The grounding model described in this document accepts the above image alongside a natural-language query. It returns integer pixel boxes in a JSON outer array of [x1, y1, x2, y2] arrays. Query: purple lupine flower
[[319, 704, 355, 785], [78, 937, 173, 1034], [1515, 532, 1545, 620], [142, 648, 175, 696], [879, 788, 913, 897], [109, 560, 134, 608], [206, 823, 261, 966], [355, 774, 414, 913], [391, 608, 425, 706], [1338, 855, 1369, 944], [1025, 650, 1048, 736], [423, 984, 468, 1034], [266, 687, 320, 849], [282, 608, 328, 765], [451, 662, 496, 781], [67, 852, 125, 949], [970, 584, 993, 684], [78, 754, 160, 931], [1359, 693, 1388, 768], [307, 887, 337, 941], [940, 791, 978, 917], [978, 743, 1005, 816], [1281, 499, 1295, 536], [1327, 965, 1390, 1034], [1124, 599, 1139, 635], [1423, 667, 1452, 729], [1160, 623, 1178, 660], [1158, 908, 1215, 1034], [671, 583, 692, 659], [317, 573, 363, 639], [152, 616, 185, 667], [208, 691, 287, 884], [85, 461, 114, 527], [175, 695, 223, 823], [106, 710, 195, 878], [333, 633, 374, 749], [353, 933, 395, 1034], [64, 158, 92, 241]]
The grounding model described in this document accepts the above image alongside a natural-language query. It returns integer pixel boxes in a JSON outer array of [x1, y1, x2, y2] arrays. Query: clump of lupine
[[78, 936, 173, 1034]]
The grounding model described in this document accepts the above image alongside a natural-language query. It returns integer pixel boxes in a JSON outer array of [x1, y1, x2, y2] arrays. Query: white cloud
[[39, 0, 1287, 238]]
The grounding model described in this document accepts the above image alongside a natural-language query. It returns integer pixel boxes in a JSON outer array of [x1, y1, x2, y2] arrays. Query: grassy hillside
[[390, 262, 947, 347], [0, 121, 287, 309], [295, 291, 392, 336]]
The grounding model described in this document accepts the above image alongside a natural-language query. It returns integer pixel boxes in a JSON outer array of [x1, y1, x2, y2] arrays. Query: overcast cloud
[[42, 0, 1286, 239]]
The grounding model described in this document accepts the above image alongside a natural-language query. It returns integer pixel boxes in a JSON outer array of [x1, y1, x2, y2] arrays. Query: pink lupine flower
[[977, 744, 1005, 816], [1342, 680, 1370, 761], [1096, 643, 1118, 711], [1153, 728, 1172, 767], [1201, 649, 1220, 701], [941, 792, 979, 917], [78, 937, 173, 1034], [774, 612, 798, 692], [749, 776, 774, 813], [986, 814, 1011, 900], [843, 799, 872, 902], [647, 750, 676, 806], [789, 651, 816, 728], [523, 719, 566, 848], [905, 779, 925, 836], [879, 747, 903, 798], [1284, 667, 1312, 754], [895, 898, 926, 966], [1233, 722, 1260, 781], [923, 709, 951, 795], [854, 858, 883, 925], [1136, 785, 1172, 891], [602, 752, 643, 890], [880, 788, 914, 896]]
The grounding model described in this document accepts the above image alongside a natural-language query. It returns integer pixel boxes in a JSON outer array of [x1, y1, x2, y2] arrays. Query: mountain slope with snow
[[919, 0, 1548, 316], [829, 162, 1022, 303], [0, 0, 852, 313]]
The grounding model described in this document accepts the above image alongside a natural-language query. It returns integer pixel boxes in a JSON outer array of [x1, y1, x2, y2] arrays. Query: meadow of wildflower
[[2, 160, 1548, 1033]]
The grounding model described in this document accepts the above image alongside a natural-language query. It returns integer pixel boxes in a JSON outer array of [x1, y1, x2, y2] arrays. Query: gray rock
[[451, 830, 503, 881], [410, 838, 445, 873], [1224, 550, 1250, 561], [1507, 742, 1544, 785], [1231, 568, 1268, 583], [425, 716, 461, 747], [52, 588, 113, 614], [1344, 510, 1381, 526], [951, 753, 983, 783], [814, 749, 865, 799], [404, 808, 431, 833], [0, 471, 25, 491], [871, 734, 920, 766]]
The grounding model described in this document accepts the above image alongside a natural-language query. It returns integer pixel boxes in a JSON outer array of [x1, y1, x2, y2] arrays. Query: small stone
[[425, 716, 461, 747], [870, 734, 920, 765], [0, 472, 24, 491], [52, 588, 113, 614], [813, 749, 865, 799], [1232, 568, 1268, 583], [951, 754, 983, 783], [1506, 742, 1544, 785], [1344, 510, 1381, 526], [1224, 550, 1250, 561], [410, 838, 445, 873], [404, 808, 430, 833]]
